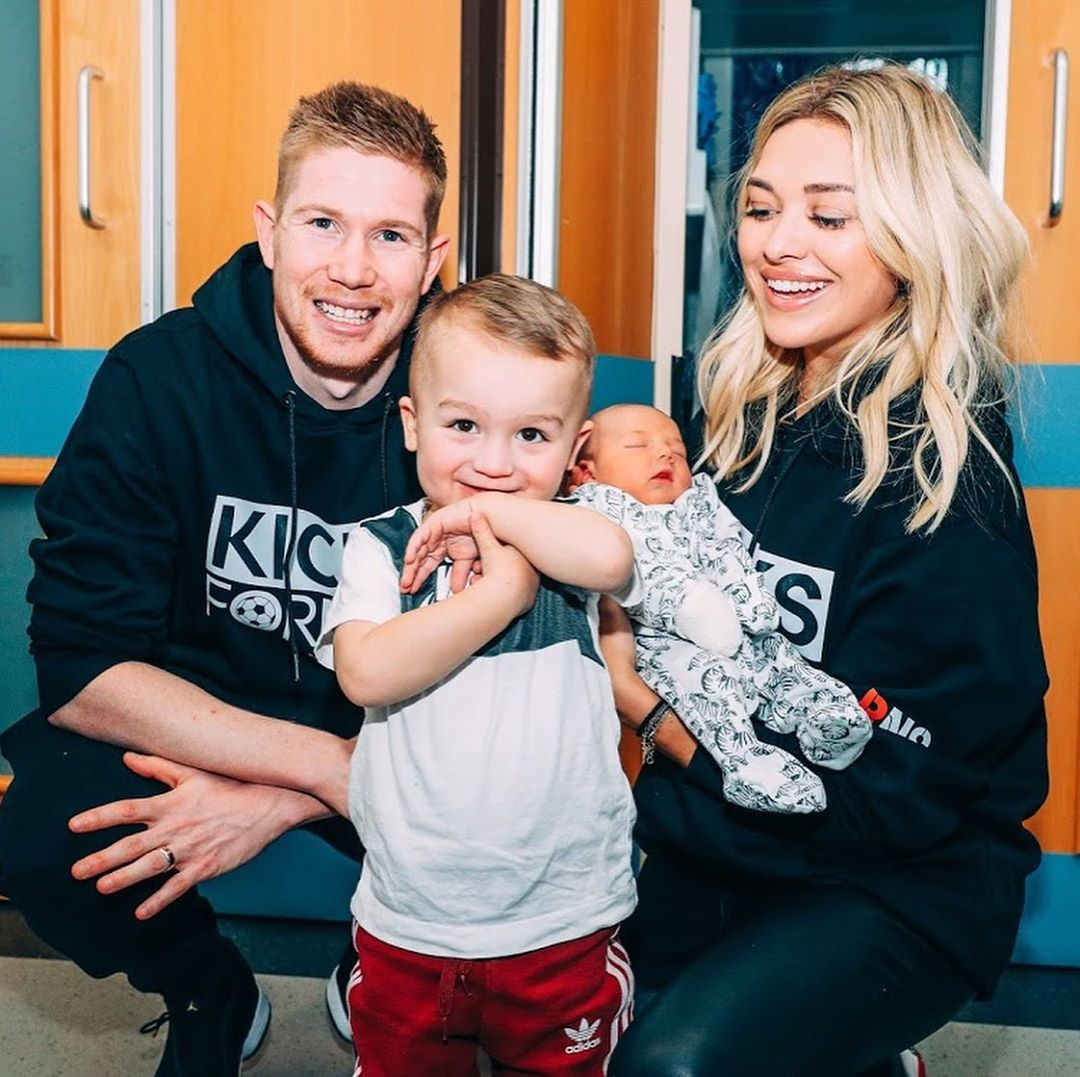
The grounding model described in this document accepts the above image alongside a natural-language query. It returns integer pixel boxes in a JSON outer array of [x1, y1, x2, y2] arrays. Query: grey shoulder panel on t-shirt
[[477, 580, 602, 666], [362, 503, 601, 666], [361, 505, 419, 563]]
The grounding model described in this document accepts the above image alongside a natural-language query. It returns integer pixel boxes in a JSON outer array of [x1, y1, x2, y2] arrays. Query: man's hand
[[69, 752, 329, 920]]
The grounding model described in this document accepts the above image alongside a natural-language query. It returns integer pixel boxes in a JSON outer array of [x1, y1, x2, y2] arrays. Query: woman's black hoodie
[[637, 396, 1049, 996]]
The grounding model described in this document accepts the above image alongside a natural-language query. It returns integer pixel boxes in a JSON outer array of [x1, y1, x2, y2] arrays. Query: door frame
[[650, 0, 1014, 413]]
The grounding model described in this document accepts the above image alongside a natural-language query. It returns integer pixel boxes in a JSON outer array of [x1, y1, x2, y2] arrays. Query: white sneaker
[[242, 988, 272, 1064], [900, 1048, 927, 1077], [325, 960, 353, 1043]]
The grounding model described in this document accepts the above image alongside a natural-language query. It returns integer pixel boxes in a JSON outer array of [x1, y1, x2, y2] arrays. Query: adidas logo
[[564, 1017, 602, 1054]]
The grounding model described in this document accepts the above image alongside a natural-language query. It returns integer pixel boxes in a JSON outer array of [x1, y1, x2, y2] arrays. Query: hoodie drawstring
[[280, 388, 395, 680], [283, 390, 301, 683], [379, 392, 394, 511], [749, 436, 808, 555]]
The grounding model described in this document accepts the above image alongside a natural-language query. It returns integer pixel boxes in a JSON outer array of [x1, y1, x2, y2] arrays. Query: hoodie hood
[[191, 242, 415, 416], [730, 368, 1018, 538]]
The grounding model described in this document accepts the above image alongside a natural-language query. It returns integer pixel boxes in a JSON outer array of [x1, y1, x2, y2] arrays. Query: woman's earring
[[896, 279, 910, 299]]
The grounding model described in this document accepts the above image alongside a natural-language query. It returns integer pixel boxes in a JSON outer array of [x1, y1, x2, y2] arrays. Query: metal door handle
[[1048, 49, 1068, 225], [77, 65, 105, 229]]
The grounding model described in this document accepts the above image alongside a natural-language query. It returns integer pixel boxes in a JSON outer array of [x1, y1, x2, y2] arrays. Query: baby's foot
[[794, 694, 873, 771], [721, 743, 826, 814], [675, 581, 742, 656]]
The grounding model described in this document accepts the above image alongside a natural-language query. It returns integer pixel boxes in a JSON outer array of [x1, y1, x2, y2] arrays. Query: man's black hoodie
[[28, 243, 422, 736], [638, 394, 1049, 996]]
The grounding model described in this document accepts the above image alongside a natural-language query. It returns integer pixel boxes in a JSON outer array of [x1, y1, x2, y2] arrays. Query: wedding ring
[[158, 846, 177, 871]]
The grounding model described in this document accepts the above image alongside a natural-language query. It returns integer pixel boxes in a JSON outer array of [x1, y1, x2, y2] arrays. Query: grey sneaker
[[142, 951, 270, 1076], [325, 941, 355, 1043]]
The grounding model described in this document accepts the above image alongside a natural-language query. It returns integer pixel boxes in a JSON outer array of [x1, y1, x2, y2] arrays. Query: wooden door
[[57, 0, 142, 346], [557, 0, 660, 780], [1005, 1, 1080, 852], [0, 0, 142, 350], [175, 0, 464, 306], [558, 0, 659, 360]]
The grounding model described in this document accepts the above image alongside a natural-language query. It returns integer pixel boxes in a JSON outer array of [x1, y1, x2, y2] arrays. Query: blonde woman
[[604, 66, 1048, 1077]]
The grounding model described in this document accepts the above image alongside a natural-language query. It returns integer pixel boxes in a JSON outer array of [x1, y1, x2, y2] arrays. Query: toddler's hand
[[402, 500, 481, 594], [470, 512, 538, 618]]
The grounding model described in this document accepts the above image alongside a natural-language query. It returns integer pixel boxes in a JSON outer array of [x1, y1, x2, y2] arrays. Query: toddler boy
[[315, 276, 637, 1075]]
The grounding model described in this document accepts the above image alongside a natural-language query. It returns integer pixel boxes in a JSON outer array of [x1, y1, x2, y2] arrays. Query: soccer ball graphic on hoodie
[[230, 590, 283, 632]]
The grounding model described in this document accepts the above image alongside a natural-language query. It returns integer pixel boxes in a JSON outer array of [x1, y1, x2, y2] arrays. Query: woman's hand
[[68, 752, 329, 920]]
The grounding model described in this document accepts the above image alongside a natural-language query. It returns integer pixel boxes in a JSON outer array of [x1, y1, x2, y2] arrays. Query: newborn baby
[[570, 404, 871, 813]]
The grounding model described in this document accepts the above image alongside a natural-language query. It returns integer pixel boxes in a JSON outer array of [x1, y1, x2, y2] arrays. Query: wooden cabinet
[[0, 0, 141, 349], [1004, 1, 1080, 853], [0, 1, 141, 488], [0, 0, 58, 340], [56, 0, 142, 347], [5, 2, 470, 344]]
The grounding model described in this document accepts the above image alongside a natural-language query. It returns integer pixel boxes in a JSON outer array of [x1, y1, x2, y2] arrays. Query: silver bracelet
[[639, 699, 674, 765]]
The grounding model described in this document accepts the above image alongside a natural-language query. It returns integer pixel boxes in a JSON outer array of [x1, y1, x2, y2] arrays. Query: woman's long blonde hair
[[697, 65, 1028, 532]]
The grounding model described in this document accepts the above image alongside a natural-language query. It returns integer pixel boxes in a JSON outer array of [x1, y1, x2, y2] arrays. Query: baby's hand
[[402, 500, 481, 594]]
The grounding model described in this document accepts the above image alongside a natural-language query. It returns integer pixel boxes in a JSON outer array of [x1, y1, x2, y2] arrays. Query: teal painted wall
[[0, 485, 38, 730], [2, 347, 1075, 483], [2, 348, 1078, 938], [0, 349, 654, 747]]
